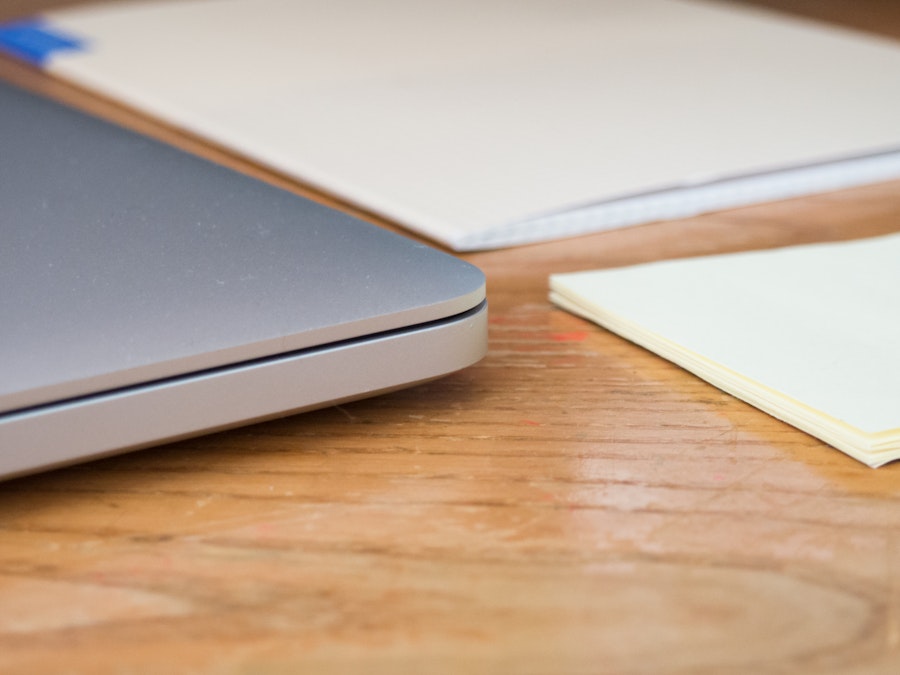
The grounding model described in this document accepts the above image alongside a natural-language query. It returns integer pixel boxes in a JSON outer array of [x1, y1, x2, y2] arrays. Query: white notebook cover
[[3, 0, 900, 249]]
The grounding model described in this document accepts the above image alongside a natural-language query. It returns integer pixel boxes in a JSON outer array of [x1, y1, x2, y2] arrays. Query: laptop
[[0, 81, 487, 480]]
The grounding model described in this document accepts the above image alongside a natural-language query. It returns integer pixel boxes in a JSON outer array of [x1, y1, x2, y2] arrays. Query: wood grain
[[2, 1, 900, 672]]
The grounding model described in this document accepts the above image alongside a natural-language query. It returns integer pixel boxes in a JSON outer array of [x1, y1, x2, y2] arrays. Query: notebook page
[[19, 0, 900, 249]]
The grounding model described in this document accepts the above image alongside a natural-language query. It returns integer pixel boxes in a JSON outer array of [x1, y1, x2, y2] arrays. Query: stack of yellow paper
[[550, 233, 900, 467]]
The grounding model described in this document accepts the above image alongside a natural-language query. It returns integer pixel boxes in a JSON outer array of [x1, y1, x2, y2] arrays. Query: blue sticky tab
[[0, 19, 85, 67]]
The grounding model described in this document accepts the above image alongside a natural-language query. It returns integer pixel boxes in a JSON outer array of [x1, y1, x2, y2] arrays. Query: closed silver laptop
[[0, 81, 487, 479]]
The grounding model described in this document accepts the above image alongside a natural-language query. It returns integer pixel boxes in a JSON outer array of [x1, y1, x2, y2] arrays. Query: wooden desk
[[2, 1, 900, 671]]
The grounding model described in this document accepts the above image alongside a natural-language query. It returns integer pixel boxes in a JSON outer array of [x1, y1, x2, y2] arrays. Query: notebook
[[0, 80, 487, 480], [549, 234, 900, 467], [1, 0, 899, 250]]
